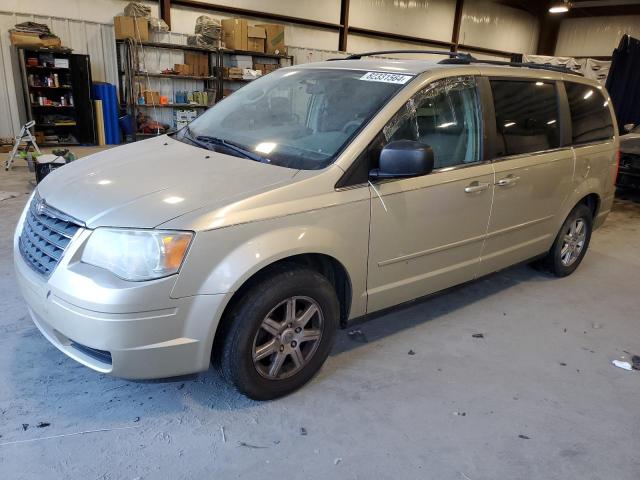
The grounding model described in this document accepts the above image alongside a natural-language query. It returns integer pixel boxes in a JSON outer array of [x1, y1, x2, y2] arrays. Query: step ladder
[[4, 121, 41, 171]]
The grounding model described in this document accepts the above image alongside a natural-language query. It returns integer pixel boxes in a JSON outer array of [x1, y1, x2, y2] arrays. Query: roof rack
[[443, 57, 583, 76], [344, 50, 473, 61], [340, 50, 583, 76]]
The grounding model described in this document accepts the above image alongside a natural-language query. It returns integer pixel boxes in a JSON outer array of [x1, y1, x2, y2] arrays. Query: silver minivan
[[14, 53, 618, 399]]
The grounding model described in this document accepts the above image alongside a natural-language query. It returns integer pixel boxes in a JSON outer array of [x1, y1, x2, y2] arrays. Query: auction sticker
[[359, 72, 413, 84]]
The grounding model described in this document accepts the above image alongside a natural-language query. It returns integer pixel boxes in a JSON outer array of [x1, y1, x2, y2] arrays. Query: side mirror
[[369, 140, 434, 179], [624, 123, 635, 133]]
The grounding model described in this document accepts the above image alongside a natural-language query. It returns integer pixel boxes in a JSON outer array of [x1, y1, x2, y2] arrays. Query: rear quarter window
[[565, 82, 614, 145]]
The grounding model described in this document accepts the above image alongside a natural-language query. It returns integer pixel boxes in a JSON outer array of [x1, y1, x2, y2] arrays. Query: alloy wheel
[[252, 296, 324, 380], [560, 218, 587, 266]]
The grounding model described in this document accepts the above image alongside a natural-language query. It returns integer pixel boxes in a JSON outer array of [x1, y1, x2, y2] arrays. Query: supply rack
[[17, 46, 96, 146], [116, 39, 221, 141], [116, 40, 294, 141]]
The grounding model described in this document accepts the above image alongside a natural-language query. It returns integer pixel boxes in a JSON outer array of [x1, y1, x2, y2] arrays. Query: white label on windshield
[[359, 72, 413, 84]]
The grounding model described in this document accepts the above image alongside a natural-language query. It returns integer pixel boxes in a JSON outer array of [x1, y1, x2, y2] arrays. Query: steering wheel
[[341, 120, 362, 134]]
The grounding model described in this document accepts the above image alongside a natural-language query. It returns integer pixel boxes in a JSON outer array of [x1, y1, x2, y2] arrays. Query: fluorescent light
[[549, 2, 570, 13], [547, 119, 557, 125], [583, 90, 594, 100], [504, 122, 516, 128], [437, 122, 456, 129], [536, 81, 544, 86], [255, 142, 277, 154], [97, 179, 112, 185], [163, 196, 184, 204]]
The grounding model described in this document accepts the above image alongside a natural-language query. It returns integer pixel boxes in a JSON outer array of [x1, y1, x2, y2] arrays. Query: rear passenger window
[[565, 82, 614, 145], [490, 80, 560, 157]]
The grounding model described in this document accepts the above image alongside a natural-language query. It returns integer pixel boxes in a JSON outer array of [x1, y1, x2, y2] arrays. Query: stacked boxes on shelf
[[221, 19, 286, 55]]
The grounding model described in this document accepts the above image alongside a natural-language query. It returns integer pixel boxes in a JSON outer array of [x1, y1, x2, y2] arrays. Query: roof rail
[[439, 56, 583, 76], [341, 49, 583, 76], [344, 50, 473, 61]]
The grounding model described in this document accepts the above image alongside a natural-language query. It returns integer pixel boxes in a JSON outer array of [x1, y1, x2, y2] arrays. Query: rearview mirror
[[370, 140, 434, 179], [624, 123, 635, 133]]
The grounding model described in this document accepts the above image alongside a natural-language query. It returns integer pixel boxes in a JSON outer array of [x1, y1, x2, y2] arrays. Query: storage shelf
[[116, 39, 217, 53], [31, 104, 75, 109], [221, 49, 292, 60], [29, 85, 72, 90], [26, 65, 70, 71], [137, 103, 208, 109], [133, 72, 214, 80], [36, 123, 77, 127]]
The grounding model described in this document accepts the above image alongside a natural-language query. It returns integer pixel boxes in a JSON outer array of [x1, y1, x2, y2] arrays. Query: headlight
[[81, 228, 193, 281]]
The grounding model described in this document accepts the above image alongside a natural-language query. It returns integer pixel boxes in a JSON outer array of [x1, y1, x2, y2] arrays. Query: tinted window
[[565, 82, 614, 145], [490, 80, 560, 156], [383, 76, 482, 169]]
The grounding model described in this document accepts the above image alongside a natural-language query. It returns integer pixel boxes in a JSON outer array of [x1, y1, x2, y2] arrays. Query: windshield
[[176, 68, 412, 170]]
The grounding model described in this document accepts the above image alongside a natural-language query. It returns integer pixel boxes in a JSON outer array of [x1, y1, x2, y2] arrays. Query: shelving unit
[[17, 47, 96, 146], [116, 39, 220, 141], [219, 49, 293, 95]]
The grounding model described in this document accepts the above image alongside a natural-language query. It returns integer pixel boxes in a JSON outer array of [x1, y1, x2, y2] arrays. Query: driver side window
[[383, 76, 482, 169]]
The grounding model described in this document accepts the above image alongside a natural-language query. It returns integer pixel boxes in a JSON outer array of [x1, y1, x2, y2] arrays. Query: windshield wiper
[[196, 135, 270, 164], [182, 126, 268, 163], [182, 127, 268, 163]]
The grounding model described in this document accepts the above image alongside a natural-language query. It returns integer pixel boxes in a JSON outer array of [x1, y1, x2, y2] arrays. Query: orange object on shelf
[[160, 96, 169, 105]]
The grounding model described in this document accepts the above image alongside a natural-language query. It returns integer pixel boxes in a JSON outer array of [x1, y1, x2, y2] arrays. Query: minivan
[[14, 52, 618, 399]]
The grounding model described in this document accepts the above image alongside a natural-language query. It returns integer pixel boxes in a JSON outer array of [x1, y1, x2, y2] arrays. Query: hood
[[620, 132, 640, 156], [37, 136, 298, 229]]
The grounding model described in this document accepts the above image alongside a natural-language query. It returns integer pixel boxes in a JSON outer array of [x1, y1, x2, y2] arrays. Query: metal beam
[[451, 0, 464, 51], [171, 0, 342, 30], [348, 26, 454, 49], [159, 0, 171, 30], [338, 0, 350, 52]]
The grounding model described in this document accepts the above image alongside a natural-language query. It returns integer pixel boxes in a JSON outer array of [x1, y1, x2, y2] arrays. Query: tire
[[539, 203, 593, 277], [219, 265, 339, 400]]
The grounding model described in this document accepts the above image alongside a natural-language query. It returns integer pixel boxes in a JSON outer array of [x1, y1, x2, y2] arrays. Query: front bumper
[[14, 228, 225, 379]]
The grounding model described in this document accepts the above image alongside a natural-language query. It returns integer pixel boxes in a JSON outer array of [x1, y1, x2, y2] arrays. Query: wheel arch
[[211, 252, 353, 362]]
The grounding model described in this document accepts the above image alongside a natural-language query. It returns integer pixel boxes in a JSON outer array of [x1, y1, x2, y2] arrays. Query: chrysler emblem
[[36, 199, 46, 216]]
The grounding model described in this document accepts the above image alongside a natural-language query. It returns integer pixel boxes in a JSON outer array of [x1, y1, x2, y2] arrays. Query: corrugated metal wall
[[0, 11, 119, 139], [556, 15, 640, 57]]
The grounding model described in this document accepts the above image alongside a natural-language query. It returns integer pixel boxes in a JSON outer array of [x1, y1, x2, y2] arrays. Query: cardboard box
[[255, 24, 285, 54], [143, 90, 160, 105], [228, 55, 253, 69], [227, 67, 243, 79], [10, 31, 61, 48], [221, 18, 247, 51], [54, 58, 69, 68], [247, 26, 266, 53], [185, 52, 209, 77], [174, 63, 191, 75], [114, 16, 149, 41]]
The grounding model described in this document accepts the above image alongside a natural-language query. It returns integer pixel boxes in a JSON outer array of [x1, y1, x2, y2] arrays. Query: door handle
[[464, 181, 490, 194], [496, 175, 520, 187]]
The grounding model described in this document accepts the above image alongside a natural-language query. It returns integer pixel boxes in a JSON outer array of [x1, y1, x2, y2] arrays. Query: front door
[[366, 76, 495, 313], [478, 78, 574, 275]]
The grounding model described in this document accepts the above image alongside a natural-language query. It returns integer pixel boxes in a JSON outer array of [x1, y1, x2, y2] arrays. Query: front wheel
[[219, 266, 339, 400], [540, 204, 593, 277]]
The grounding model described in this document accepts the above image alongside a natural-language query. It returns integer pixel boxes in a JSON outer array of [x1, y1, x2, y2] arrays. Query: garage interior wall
[[0, 0, 630, 139], [555, 15, 640, 57]]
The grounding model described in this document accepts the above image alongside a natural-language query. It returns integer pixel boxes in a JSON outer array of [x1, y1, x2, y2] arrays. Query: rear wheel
[[219, 266, 339, 400], [538, 203, 593, 277]]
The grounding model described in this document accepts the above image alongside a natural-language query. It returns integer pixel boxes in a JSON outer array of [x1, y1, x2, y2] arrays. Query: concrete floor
[[1, 151, 639, 479]]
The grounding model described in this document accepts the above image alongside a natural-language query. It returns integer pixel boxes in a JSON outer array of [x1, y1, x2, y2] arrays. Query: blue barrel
[[92, 83, 120, 144]]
